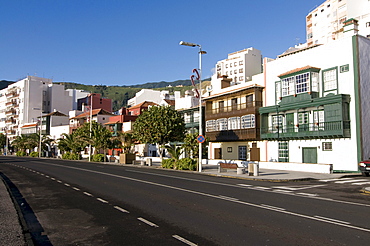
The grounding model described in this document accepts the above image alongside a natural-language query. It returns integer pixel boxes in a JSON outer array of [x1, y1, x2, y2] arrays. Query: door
[[302, 147, 317, 163], [214, 148, 222, 159], [286, 113, 294, 133], [238, 146, 247, 160]]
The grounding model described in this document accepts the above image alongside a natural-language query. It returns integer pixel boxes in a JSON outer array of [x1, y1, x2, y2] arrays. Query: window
[[340, 64, 349, 73], [281, 76, 295, 96], [206, 120, 216, 132], [323, 68, 337, 92], [241, 114, 255, 128], [239, 61, 243, 65], [246, 94, 253, 106], [193, 111, 199, 122], [238, 146, 247, 160], [239, 76, 243, 81], [234, 62, 237, 66], [322, 142, 332, 151], [184, 113, 191, 123], [295, 72, 310, 94], [239, 68, 243, 73], [272, 115, 283, 131], [231, 98, 238, 109], [278, 142, 289, 162], [311, 72, 319, 92], [218, 101, 224, 112], [313, 110, 324, 131], [228, 117, 240, 130], [217, 118, 228, 131]]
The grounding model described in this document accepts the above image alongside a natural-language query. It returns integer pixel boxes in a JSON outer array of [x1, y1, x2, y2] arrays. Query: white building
[[127, 89, 177, 108], [306, 0, 370, 46], [259, 28, 370, 172], [0, 76, 86, 141], [212, 47, 262, 91]]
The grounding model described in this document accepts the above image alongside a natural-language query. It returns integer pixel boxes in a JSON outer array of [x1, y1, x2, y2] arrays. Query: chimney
[[221, 75, 232, 89], [343, 18, 359, 37]]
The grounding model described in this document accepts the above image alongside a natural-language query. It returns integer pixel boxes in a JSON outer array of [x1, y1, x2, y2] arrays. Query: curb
[[361, 187, 370, 195]]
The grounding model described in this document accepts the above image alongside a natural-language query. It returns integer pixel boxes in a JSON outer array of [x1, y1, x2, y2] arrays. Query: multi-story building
[[0, 76, 74, 140], [214, 47, 262, 86], [204, 76, 264, 160], [127, 89, 177, 108], [306, 0, 370, 46], [259, 24, 370, 172], [77, 93, 112, 112]]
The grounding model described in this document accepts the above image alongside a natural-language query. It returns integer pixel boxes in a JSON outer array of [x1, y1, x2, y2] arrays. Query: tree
[[0, 133, 7, 152], [113, 132, 134, 153], [183, 132, 199, 158], [74, 121, 113, 157], [58, 132, 85, 154], [132, 106, 185, 158]]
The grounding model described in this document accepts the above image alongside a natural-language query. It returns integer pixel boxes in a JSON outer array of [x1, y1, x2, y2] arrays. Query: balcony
[[5, 92, 19, 98], [5, 109, 17, 115], [261, 121, 350, 140], [206, 128, 259, 142], [206, 101, 262, 120]]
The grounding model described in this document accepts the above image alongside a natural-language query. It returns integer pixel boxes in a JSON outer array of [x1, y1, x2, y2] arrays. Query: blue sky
[[1, 0, 324, 86]]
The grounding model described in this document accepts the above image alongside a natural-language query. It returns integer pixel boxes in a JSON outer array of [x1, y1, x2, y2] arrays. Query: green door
[[286, 113, 294, 132], [302, 147, 317, 163]]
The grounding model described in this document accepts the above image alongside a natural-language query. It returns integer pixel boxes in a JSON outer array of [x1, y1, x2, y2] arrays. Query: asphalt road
[[1, 156, 370, 246]]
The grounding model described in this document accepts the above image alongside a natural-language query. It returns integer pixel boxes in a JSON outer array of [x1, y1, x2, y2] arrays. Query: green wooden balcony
[[261, 120, 350, 140]]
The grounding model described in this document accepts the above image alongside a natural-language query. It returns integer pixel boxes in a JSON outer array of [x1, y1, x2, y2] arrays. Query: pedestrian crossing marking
[[319, 177, 370, 185]]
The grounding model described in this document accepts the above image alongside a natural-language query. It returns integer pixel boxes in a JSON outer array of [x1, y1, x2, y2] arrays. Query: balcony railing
[[206, 128, 259, 141], [206, 101, 262, 120], [261, 121, 350, 140]]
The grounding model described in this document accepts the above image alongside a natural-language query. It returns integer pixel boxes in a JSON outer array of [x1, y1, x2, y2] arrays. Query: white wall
[[264, 35, 360, 171]]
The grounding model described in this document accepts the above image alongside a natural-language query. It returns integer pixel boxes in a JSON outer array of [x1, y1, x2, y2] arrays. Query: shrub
[[30, 152, 39, 157], [177, 158, 197, 171], [62, 152, 71, 160], [161, 158, 175, 169], [92, 154, 106, 162], [70, 153, 82, 160], [16, 151, 26, 156]]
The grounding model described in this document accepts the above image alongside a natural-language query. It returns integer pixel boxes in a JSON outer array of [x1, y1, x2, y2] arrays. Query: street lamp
[[33, 107, 43, 158], [180, 40, 206, 172]]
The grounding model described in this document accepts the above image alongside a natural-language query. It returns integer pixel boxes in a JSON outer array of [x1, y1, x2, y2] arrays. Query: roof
[[278, 44, 321, 58], [204, 84, 264, 100], [71, 108, 114, 119], [21, 123, 37, 128], [42, 111, 68, 117], [104, 121, 120, 125], [278, 65, 321, 78], [163, 99, 175, 106], [129, 101, 158, 110]]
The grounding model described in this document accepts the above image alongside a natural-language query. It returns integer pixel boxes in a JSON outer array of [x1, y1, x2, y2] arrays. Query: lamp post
[[88, 94, 93, 162], [179, 41, 206, 172], [33, 107, 43, 158]]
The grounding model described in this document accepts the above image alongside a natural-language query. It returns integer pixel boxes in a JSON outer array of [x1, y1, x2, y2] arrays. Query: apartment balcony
[[5, 109, 17, 115], [5, 92, 19, 98], [5, 118, 16, 124], [6, 129, 16, 135], [206, 101, 262, 120], [261, 121, 350, 140], [206, 128, 259, 142]]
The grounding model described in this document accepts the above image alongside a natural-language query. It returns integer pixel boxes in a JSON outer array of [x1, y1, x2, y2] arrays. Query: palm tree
[[58, 133, 84, 154], [11, 134, 29, 153]]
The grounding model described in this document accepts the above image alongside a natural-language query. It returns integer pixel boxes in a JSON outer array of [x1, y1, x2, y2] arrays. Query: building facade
[[306, 0, 370, 46], [260, 33, 370, 172]]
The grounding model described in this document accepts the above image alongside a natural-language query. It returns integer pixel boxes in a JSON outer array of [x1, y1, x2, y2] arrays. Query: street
[[1, 156, 370, 245]]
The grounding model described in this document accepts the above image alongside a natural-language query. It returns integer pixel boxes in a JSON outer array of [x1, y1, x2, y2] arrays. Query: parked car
[[359, 160, 370, 177]]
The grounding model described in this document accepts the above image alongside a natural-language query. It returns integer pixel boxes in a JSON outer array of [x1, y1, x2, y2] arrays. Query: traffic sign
[[197, 135, 205, 143]]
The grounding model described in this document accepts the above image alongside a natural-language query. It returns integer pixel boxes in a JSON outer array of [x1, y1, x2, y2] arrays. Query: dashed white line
[[51, 178, 56, 180], [296, 192, 318, 197], [72, 187, 80, 191], [64, 183, 70, 187], [250, 186, 271, 190], [314, 215, 351, 225], [137, 217, 159, 228], [273, 189, 294, 193], [83, 192, 93, 197], [335, 179, 369, 184], [57, 180, 62, 183], [97, 198, 109, 204], [218, 195, 239, 201], [237, 184, 252, 187], [260, 204, 286, 211], [45, 175, 50, 178], [319, 178, 353, 182], [114, 206, 130, 213], [172, 235, 197, 246]]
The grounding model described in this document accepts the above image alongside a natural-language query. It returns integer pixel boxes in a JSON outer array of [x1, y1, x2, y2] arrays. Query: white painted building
[[212, 47, 262, 91], [127, 89, 177, 107], [260, 31, 370, 172], [306, 0, 370, 46]]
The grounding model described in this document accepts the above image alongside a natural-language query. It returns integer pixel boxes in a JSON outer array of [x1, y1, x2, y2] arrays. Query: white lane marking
[[319, 178, 353, 182], [237, 184, 252, 187], [351, 181, 370, 185], [218, 195, 239, 201], [314, 216, 351, 225], [335, 179, 369, 184], [57, 180, 62, 183], [273, 189, 294, 193], [40, 173, 45, 176], [83, 192, 93, 197], [260, 204, 286, 211], [172, 235, 197, 246], [30, 162, 370, 233], [97, 198, 109, 204], [45, 175, 50, 178], [272, 184, 326, 191], [250, 186, 271, 190], [64, 183, 70, 187], [296, 193, 318, 197], [137, 217, 159, 228], [72, 187, 80, 191], [114, 206, 130, 213], [51, 177, 56, 180]]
